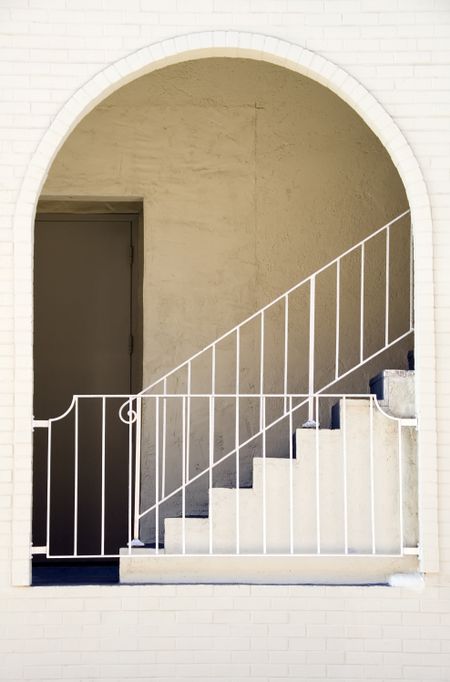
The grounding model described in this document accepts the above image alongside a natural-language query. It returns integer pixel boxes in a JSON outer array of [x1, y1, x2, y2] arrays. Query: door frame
[[35, 199, 144, 395]]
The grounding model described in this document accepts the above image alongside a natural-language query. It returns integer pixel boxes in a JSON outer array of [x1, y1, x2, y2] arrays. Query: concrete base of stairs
[[119, 550, 418, 585]]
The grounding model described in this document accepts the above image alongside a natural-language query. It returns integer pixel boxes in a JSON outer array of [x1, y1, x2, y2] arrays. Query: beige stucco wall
[[42, 57, 411, 539], [42, 57, 409, 390]]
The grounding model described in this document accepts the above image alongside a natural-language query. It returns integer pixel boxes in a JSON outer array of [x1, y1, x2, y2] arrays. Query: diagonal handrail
[[140, 209, 410, 397], [138, 326, 413, 522]]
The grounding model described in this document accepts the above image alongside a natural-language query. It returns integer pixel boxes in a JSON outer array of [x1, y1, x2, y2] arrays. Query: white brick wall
[[1, 583, 450, 680], [1, 1, 450, 679]]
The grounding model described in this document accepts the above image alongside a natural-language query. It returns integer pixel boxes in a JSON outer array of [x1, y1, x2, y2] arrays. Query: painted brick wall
[[1, 582, 450, 681], [1, 1, 450, 680]]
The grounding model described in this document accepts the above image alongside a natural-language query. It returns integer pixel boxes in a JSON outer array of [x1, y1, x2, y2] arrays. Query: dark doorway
[[33, 210, 142, 564]]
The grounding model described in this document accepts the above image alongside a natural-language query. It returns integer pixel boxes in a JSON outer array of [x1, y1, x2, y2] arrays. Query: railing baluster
[[209, 394, 214, 555], [335, 259, 340, 381], [342, 396, 348, 554], [385, 223, 390, 346], [308, 276, 316, 424], [155, 397, 160, 554], [101, 397, 106, 556], [289, 396, 294, 555], [127, 397, 133, 554], [235, 328, 240, 554], [360, 242, 365, 364], [262, 396, 267, 555], [46, 422, 52, 557], [260, 311, 264, 431], [315, 395, 320, 554], [209, 346, 216, 554], [186, 362, 191, 483], [284, 295, 289, 414], [182, 395, 186, 555], [132, 395, 142, 545], [211, 344, 216, 396], [73, 397, 79, 557], [398, 421, 404, 555], [369, 395, 376, 555], [162, 378, 167, 499]]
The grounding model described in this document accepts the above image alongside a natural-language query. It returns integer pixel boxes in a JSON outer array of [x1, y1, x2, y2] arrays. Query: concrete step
[[164, 517, 209, 554], [120, 551, 419, 585]]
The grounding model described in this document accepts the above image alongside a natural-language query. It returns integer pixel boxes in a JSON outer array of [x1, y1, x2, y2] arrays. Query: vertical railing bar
[[101, 397, 106, 556], [209, 346, 216, 555], [212, 344, 216, 395], [335, 259, 340, 381], [186, 362, 191, 484], [209, 395, 214, 555], [182, 395, 186, 555], [315, 395, 320, 554], [235, 328, 240, 555], [73, 397, 79, 557], [289, 396, 294, 555], [155, 397, 160, 554], [342, 396, 348, 554], [360, 242, 365, 364], [369, 395, 376, 555], [262, 396, 267, 554], [162, 378, 167, 499], [128, 398, 133, 554], [284, 295, 289, 414], [385, 224, 390, 346], [308, 275, 316, 423], [409, 223, 414, 330], [398, 421, 404, 555], [259, 311, 264, 432], [132, 395, 142, 544], [46, 422, 52, 558]]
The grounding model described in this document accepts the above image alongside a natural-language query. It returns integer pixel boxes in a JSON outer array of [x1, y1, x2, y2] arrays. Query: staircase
[[164, 396, 417, 556], [120, 371, 418, 584]]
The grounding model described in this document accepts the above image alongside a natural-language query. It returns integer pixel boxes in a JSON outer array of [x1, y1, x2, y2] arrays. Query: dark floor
[[32, 560, 119, 585]]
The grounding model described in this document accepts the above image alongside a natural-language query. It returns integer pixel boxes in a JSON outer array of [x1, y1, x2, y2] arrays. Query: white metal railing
[[32, 210, 415, 560], [135, 393, 417, 558], [32, 392, 417, 558]]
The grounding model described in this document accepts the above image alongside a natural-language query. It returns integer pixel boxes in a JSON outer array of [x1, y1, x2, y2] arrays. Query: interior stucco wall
[[42, 57, 409, 385], [41, 58, 411, 541]]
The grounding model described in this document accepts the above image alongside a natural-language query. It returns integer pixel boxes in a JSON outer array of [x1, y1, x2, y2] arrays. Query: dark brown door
[[33, 213, 141, 557]]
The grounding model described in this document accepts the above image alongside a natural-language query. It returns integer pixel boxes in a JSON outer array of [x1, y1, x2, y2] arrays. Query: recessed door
[[33, 213, 141, 557]]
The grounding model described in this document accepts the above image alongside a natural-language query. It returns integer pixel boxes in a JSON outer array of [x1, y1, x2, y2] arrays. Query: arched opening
[[23, 36, 435, 585]]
